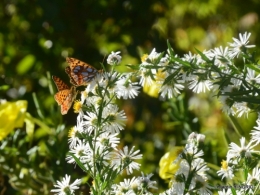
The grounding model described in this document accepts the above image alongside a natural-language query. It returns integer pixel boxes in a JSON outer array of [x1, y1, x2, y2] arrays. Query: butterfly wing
[[66, 57, 100, 86], [57, 86, 77, 115], [52, 76, 77, 115], [65, 66, 78, 86], [52, 75, 70, 91], [54, 89, 71, 105]]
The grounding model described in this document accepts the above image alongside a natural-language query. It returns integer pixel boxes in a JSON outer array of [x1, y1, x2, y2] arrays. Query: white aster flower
[[187, 132, 205, 145], [185, 143, 204, 159], [191, 158, 209, 178], [68, 126, 82, 149], [228, 32, 255, 58], [84, 96, 104, 109], [207, 46, 231, 68], [80, 90, 88, 103], [68, 114, 86, 148], [139, 68, 156, 87], [66, 140, 89, 164], [112, 146, 142, 175], [107, 51, 122, 65], [159, 82, 184, 99], [83, 111, 98, 133], [159, 54, 170, 66], [138, 172, 157, 190], [81, 144, 111, 167], [96, 132, 120, 149], [217, 188, 233, 195], [246, 167, 260, 187], [172, 181, 185, 195], [139, 49, 161, 87], [245, 68, 260, 85], [115, 77, 140, 99], [146, 48, 161, 62], [194, 175, 213, 195], [230, 77, 242, 88], [124, 177, 140, 191], [102, 104, 127, 133], [112, 177, 139, 194], [227, 137, 254, 160], [250, 119, 260, 145], [188, 51, 206, 65], [217, 160, 234, 180], [85, 72, 105, 93], [101, 72, 121, 94], [111, 183, 134, 195], [51, 174, 81, 195], [234, 102, 251, 118], [159, 188, 176, 195], [176, 160, 190, 179], [182, 51, 197, 63], [188, 76, 213, 93]]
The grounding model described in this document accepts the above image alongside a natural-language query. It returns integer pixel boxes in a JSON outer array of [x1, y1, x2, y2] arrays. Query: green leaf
[[245, 63, 260, 73], [163, 69, 180, 85], [16, 54, 35, 75], [69, 153, 88, 172], [167, 40, 175, 57], [126, 64, 139, 70], [25, 113, 35, 142], [195, 48, 210, 62], [172, 56, 191, 68]]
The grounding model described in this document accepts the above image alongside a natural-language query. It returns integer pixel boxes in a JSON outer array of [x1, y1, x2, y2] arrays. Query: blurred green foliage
[[0, 0, 260, 194]]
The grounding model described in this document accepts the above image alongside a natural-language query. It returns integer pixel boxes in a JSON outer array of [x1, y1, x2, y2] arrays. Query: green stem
[[228, 115, 244, 137]]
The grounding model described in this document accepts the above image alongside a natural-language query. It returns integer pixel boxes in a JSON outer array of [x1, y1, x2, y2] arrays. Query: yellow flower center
[[68, 127, 76, 138], [141, 54, 148, 62], [221, 160, 228, 170], [73, 100, 82, 113]]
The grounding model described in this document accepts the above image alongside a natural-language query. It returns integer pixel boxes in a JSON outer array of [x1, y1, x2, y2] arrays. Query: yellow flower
[[73, 100, 82, 113], [143, 80, 160, 98], [0, 100, 27, 140], [68, 127, 76, 137], [221, 160, 228, 170], [141, 54, 148, 62], [159, 146, 184, 180], [143, 69, 166, 98], [156, 69, 167, 81]]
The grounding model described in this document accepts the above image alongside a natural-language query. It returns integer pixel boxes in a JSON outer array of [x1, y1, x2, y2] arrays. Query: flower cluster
[[52, 32, 260, 195], [139, 32, 258, 118], [68, 75, 144, 193], [111, 173, 157, 194], [216, 120, 260, 194], [159, 132, 212, 195], [51, 174, 81, 195], [52, 52, 156, 194]]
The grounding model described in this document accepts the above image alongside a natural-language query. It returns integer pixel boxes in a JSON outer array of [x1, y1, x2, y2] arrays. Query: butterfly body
[[52, 75, 77, 115], [65, 57, 102, 86]]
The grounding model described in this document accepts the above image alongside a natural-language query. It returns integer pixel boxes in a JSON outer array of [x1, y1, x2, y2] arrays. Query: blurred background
[[0, 0, 260, 194]]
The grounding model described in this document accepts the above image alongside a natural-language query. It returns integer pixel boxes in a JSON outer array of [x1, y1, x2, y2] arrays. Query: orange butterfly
[[65, 57, 102, 86], [52, 75, 77, 115]]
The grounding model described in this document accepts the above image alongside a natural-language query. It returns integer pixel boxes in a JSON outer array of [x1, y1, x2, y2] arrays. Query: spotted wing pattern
[[65, 66, 77, 86], [52, 75, 77, 115], [65, 57, 102, 86]]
